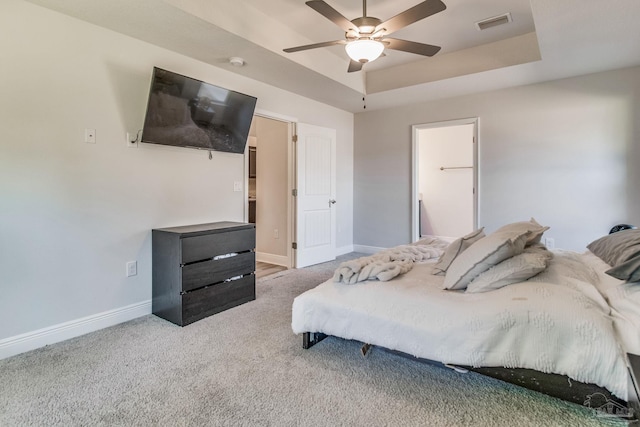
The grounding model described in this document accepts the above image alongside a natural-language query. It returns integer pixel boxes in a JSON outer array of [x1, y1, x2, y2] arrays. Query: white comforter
[[292, 251, 628, 398], [583, 251, 640, 355]]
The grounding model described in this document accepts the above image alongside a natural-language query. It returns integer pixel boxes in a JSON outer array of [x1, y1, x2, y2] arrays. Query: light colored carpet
[[0, 254, 627, 426]]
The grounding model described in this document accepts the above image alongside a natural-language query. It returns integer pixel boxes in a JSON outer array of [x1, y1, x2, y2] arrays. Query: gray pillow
[[465, 246, 553, 293], [587, 229, 640, 267], [494, 218, 549, 245], [443, 230, 530, 290], [432, 228, 485, 276], [606, 256, 640, 282]]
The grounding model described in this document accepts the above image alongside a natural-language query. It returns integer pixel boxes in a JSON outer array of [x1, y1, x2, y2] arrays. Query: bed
[[292, 221, 640, 415]]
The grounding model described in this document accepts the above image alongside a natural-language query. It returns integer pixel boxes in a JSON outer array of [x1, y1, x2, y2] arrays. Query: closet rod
[[440, 166, 473, 171]]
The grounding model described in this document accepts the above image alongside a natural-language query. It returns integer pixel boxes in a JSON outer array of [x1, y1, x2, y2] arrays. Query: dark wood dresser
[[152, 221, 256, 326]]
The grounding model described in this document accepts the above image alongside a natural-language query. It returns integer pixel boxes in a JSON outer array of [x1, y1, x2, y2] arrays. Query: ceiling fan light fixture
[[345, 39, 384, 63]]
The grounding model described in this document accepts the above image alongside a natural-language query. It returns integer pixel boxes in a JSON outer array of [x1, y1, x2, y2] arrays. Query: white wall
[[355, 66, 640, 250], [0, 0, 353, 345], [418, 124, 474, 238]]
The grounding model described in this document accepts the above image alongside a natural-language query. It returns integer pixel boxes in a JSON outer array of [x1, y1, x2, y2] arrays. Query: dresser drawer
[[182, 228, 255, 263], [182, 251, 255, 292], [182, 275, 255, 325]]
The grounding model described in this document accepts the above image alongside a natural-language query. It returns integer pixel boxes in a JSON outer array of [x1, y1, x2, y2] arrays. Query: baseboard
[[336, 245, 354, 256], [256, 252, 289, 267], [353, 244, 387, 254], [0, 300, 152, 360]]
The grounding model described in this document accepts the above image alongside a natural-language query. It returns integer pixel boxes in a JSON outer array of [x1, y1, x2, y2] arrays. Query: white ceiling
[[25, 0, 640, 112], [246, 0, 537, 72]]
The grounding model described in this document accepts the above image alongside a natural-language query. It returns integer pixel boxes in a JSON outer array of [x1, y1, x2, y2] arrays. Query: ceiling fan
[[284, 0, 446, 73]]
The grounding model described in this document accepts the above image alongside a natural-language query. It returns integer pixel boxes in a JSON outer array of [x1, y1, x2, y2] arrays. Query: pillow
[[588, 229, 640, 267], [465, 246, 553, 293], [494, 218, 549, 245], [443, 230, 530, 290], [606, 256, 640, 282], [432, 228, 485, 275]]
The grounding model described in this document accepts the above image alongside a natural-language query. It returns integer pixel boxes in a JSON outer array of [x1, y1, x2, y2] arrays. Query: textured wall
[[354, 66, 640, 250]]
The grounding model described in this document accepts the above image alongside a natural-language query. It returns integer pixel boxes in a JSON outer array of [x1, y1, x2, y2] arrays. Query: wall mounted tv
[[141, 67, 257, 154]]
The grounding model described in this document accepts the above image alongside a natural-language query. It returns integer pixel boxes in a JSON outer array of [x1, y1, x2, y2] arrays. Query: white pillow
[[494, 218, 549, 245], [432, 228, 485, 276], [443, 231, 530, 290], [465, 248, 552, 293]]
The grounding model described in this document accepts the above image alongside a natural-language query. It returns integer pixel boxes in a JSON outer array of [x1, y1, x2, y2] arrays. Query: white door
[[412, 119, 478, 241], [295, 123, 336, 268]]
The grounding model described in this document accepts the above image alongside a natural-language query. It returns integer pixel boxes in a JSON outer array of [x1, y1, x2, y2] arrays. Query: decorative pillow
[[588, 229, 640, 267], [432, 228, 485, 276], [494, 218, 549, 245], [465, 246, 553, 293], [443, 230, 530, 290], [606, 256, 640, 282]]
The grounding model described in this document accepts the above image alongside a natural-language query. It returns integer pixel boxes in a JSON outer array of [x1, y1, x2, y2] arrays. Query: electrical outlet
[[545, 237, 555, 249], [126, 132, 138, 148], [85, 129, 96, 143], [274, 229, 279, 239], [233, 181, 242, 192], [126, 261, 137, 277]]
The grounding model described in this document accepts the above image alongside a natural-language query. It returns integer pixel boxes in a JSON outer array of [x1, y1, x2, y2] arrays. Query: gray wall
[[0, 0, 353, 343], [254, 117, 289, 261], [354, 66, 640, 251]]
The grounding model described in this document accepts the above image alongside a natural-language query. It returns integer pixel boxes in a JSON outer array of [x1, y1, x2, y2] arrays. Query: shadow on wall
[[628, 95, 640, 225], [105, 61, 150, 136], [420, 200, 434, 236]]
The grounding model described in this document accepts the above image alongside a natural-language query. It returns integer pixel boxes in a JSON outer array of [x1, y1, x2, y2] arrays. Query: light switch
[[233, 181, 242, 192]]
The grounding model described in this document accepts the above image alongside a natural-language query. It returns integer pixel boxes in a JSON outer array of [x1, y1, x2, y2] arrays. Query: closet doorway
[[247, 114, 294, 268], [411, 118, 478, 241]]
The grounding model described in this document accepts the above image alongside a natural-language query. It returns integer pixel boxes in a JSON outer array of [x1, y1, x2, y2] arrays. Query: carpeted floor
[[0, 254, 627, 426]]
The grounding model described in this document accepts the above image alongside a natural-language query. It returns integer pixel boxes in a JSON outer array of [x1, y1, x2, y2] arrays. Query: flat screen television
[[141, 67, 257, 154]]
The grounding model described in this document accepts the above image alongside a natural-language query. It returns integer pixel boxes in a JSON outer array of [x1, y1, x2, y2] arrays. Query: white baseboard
[[0, 300, 151, 360], [336, 245, 354, 256], [353, 244, 387, 254], [256, 252, 289, 267]]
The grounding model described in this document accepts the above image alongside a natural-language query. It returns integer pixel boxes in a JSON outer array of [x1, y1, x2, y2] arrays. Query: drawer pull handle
[[213, 252, 238, 261]]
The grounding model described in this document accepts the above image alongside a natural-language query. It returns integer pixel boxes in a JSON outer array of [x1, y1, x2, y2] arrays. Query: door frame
[[411, 117, 479, 242], [248, 109, 297, 269]]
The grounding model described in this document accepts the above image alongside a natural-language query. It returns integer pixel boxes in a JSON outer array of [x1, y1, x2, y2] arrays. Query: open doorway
[[411, 118, 478, 242], [247, 114, 295, 269], [246, 114, 338, 269]]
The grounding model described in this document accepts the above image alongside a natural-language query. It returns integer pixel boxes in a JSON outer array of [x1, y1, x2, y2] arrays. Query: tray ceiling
[[24, 0, 640, 112]]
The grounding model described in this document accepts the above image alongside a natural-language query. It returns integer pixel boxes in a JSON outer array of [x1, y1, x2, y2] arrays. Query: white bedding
[[583, 251, 640, 355], [292, 250, 629, 398]]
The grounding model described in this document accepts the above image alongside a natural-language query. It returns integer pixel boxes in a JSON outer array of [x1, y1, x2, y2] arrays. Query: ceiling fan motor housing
[[350, 16, 382, 37]]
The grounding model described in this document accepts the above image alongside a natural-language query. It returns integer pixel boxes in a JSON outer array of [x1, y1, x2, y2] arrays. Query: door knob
[[329, 199, 336, 207]]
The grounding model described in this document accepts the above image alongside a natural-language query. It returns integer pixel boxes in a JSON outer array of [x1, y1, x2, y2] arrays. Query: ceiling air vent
[[475, 13, 512, 31]]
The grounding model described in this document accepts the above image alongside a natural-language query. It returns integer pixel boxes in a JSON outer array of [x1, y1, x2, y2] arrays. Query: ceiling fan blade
[[347, 60, 364, 73], [306, 1, 358, 33], [375, 0, 446, 35], [284, 40, 346, 53], [383, 38, 441, 56]]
